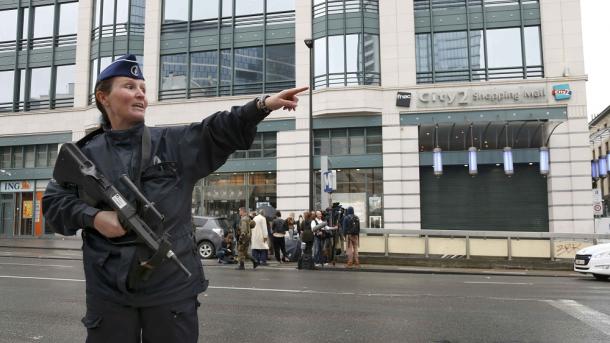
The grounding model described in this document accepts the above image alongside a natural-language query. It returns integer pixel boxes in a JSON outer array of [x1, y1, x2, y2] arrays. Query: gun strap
[[135, 125, 152, 189]]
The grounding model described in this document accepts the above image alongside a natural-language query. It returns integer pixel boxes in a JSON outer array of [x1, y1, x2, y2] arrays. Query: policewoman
[[42, 55, 306, 342]]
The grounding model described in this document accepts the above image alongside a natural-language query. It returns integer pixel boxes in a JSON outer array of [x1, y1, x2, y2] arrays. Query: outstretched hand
[[265, 86, 309, 112]]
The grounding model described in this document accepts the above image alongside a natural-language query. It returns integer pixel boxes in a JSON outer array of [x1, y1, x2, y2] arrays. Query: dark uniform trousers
[[82, 295, 200, 343]]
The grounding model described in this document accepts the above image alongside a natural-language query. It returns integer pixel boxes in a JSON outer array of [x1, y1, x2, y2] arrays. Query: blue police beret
[[97, 54, 144, 83]]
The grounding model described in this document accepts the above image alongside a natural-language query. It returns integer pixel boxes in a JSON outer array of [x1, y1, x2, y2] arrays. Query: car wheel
[[197, 240, 215, 259], [593, 274, 609, 281]]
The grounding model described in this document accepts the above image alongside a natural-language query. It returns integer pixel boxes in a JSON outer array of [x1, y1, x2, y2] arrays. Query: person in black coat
[[42, 54, 306, 343]]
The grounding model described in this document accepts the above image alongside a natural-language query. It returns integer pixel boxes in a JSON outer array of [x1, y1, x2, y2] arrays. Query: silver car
[[193, 216, 232, 259]]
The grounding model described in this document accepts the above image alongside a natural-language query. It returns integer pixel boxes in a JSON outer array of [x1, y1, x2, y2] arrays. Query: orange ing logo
[[21, 181, 31, 190]]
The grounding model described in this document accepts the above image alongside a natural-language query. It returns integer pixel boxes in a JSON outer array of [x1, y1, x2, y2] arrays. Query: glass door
[[0, 193, 15, 236]]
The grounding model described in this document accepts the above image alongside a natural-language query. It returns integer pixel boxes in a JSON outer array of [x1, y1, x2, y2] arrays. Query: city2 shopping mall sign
[[552, 84, 572, 100]]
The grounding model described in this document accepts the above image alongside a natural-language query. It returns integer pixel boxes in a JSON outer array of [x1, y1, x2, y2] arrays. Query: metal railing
[[360, 228, 610, 261]]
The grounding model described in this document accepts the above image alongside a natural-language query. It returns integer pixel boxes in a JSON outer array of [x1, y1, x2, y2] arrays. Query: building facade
[[0, 0, 592, 237]]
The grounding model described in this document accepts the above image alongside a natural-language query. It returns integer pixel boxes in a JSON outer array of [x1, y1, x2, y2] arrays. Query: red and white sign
[[0, 181, 34, 193]]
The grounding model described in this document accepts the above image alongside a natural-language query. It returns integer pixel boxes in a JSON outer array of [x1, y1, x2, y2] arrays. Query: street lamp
[[304, 38, 314, 211]]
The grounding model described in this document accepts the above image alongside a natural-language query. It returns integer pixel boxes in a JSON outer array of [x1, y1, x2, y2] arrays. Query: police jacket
[[42, 100, 268, 307]]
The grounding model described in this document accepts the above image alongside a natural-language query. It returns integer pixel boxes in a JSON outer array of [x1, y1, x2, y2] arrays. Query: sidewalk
[[0, 237, 578, 277]]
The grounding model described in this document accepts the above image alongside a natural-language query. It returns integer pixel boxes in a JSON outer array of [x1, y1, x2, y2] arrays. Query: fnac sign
[[0, 181, 34, 193]]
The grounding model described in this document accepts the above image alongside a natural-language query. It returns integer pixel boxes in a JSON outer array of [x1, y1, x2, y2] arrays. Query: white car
[[574, 243, 610, 281]]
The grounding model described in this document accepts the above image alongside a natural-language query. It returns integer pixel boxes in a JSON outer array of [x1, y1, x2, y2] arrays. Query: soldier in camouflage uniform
[[236, 207, 258, 270]]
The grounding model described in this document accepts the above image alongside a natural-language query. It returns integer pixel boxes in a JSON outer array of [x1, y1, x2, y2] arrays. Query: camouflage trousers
[[237, 242, 252, 262]]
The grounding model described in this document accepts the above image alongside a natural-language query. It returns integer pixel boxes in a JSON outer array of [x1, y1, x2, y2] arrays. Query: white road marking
[[0, 275, 84, 282], [543, 299, 610, 337], [0, 262, 73, 268], [464, 281, 533, 285]]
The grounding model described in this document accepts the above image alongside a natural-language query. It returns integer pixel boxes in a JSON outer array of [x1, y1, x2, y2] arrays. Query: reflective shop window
[[234, 47, 263, 92], [102, 0, 115, 25], [33, 5, 55, 38], [486, 28, 522, 68], [314, 37, 326, 77], [116, 0, 129, 24], [35, 145, 47, 167], [434, 31, 469, 72], [0, 71, 14, 109], [29, 67, 51, 110], [56, 65, 75, 101], [267, 0, 295, 12], [191, 51, 219, 95], [12, 147, 23, 168], [222, 0, 233, 17], [58, 2, 78, 35], [469, 30, 486, 70], [0, 10, 17, 42], [193, 0, 219, 20], [524, 26, 542, 66], [266, 44, 295, 82], [130, 0, 146, 25], [164, 0, 188, 23], [235, 0, 264, 16], [160, 54, 188, 90]]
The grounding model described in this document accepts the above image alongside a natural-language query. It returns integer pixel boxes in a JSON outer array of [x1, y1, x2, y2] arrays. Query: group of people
[[221, 205, 361, 270]]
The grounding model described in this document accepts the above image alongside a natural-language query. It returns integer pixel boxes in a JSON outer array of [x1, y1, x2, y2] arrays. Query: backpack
[[344, 215, 360, 235]]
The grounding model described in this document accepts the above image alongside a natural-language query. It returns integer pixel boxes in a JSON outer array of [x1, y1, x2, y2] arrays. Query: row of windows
[[0, 144, 58, 170], [0, 65, 75, 112], [413, 0, 538, 11], [416, 26, 542, 83], [0, 2, 78, 51], [313, 0, 379, 17], [163, 0, 295, 23], [230, 132, 277, 159], [160, 44, 295, 100], [91, 0, 145, 40], [314, 127, 382, 156]]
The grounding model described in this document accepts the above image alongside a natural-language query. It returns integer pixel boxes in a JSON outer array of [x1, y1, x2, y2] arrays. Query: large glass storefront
[[0, 180, 49, 237], [192, 172, 277, 218], [313, 168, 384, 228]]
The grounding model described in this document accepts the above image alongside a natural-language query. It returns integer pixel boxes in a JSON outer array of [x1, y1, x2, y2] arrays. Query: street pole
[[305, 39, 314, 211]]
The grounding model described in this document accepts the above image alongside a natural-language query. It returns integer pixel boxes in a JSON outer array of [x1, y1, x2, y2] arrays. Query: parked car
[[574, 243, 610, 281], [193, 216, 232, 259]]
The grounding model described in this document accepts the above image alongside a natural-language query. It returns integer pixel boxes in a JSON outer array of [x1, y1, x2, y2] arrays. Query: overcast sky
[[581, 0, 610, 120]]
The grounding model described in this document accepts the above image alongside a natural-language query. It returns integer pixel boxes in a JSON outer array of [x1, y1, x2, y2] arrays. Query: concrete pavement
[[0, 236, 578, 277]]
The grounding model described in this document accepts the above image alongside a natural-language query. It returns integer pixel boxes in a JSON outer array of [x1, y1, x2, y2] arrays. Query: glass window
[[160, 54, 188, 90], [24, 146, 35, 168], [220, 49, 232, 90], [266, 44, 295, 82], [314, 130, 330, 156], [249, 134, 262, 158], [331, 129, 348, 155], [116, 0, 129, 23], [55, 65, 75, 100], [469, 30, 485, 70], [234, 47, 263, 85], [235, 0, 264, 16], [524, 26, 542, 66], [59, 2, 78, 35], [94, 0, 101, 26], [486, 27, 522, 68], [222, 0, 233, 17], [434, 31, 468, 72], [348, 128, 365, 154], [363, 34, 380, 76], [267, 0, 295, 12], [314, 38, 327, 76], [193, 0, 219, 20], [263, 132, 276, 157], [90, 59, 99, 94], [49, 144, 58, 168], [21, 8, 29, 40], [0, 9, 18, 42], [33, 5, 55, 38], [12, 147, 23, 168], [35, 144, 47, 167], [346, 34, 360, 74], [0, 147, 10, 169], [102, 0, 115, 25], [191, 51, 218, 95], [0, 71, 14, 104], [328, 36, 345, 74], [366, 127, 382, 153], [130, 0, 146, 25], [415, 33, 431, 73], [164, 0, 188, 23], [18, 69, 26, 107], [30, 67, 51, 108]]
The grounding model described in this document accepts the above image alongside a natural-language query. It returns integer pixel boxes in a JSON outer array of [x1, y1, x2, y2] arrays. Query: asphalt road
[[0, 256, 609, 343]]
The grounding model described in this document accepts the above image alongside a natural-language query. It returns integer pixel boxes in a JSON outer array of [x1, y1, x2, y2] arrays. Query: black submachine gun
[[53, 143, 191, 279]]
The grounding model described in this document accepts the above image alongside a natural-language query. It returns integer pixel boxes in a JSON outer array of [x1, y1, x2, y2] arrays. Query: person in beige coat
[[251, 210, 269, 266]]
